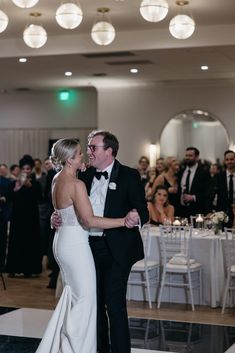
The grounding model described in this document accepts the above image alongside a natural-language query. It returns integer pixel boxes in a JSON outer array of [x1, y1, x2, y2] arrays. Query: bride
[[36, 138, 128, 353]]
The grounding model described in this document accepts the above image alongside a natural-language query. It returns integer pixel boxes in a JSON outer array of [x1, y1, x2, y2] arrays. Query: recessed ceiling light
[[19, 58, 27, 63], [65, 71, 72, 76], [130, 68, 138, 74], [201, 65, 208, 71]]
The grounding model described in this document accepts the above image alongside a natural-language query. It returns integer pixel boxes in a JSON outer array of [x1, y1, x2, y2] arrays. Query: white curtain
[[0, 128, 95, 167]]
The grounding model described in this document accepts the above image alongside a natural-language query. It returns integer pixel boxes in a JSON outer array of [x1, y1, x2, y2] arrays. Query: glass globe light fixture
[[11, 0, 39, 8], [169, 13, 195, 39], [0, 10, 8, 33], [23, 13, 47, 48], [56, 2, 83, 29], [169, 1, 195, 39], [91, 8, 115, 46], [140, 0, 169, 23]]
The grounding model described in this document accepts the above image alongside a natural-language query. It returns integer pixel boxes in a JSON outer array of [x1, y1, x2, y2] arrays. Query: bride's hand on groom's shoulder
[[51, 210, 62, 229], [124, 209, 140, 228]]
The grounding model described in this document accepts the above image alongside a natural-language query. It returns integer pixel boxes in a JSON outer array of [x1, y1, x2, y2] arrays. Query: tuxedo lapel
[[104, 159, 120, 216]]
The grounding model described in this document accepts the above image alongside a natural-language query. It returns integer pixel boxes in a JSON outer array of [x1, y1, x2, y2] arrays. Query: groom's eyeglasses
[[87, 144, 105, 152]]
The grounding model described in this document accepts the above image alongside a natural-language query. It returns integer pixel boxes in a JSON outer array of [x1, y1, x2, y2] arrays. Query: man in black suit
[[178, 147, 210, 219], [79, 130, 149, 353], [0, 174, 12, 270], [215, 150, 235, 227]]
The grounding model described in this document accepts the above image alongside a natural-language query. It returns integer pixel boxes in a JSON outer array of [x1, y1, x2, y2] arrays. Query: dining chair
[[157, 225, 202, 311], [127, 224, 159, 309], [221, 228, 235, 314]]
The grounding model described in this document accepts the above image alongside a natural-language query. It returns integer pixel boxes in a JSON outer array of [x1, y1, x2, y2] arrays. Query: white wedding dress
[[36, 205, 97, 353]]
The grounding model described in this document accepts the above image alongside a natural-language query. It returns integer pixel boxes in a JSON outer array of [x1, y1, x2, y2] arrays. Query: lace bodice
[[57, 205, 79, 226]]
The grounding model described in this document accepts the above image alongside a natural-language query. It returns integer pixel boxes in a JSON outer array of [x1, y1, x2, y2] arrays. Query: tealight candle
[[173, 219, 181, 226]]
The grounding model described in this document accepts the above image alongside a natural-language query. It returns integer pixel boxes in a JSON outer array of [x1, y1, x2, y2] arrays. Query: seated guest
[[151, 156, 180, 213], [148, 185, 174, 225]]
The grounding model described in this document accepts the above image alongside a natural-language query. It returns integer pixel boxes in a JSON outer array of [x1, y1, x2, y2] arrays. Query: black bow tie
[[95, 171, 108, 180]]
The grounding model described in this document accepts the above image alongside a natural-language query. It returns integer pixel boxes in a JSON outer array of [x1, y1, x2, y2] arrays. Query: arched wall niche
[[160, 109, 230, 162]]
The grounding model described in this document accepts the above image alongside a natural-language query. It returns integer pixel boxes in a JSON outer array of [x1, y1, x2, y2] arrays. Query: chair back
[[159, 225, 193, 265], [140, 224, 151, 261], [224, 228, 235, 270]]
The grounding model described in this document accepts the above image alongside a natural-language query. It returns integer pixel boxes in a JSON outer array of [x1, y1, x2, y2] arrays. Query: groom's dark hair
[[89, 130, 119, 157]]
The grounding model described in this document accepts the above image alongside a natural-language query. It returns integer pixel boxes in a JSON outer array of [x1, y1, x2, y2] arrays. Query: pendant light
[[56, 2, 83, 29], [91, 8, 115, 46], [169, 1, 195, 39], [11, 0, 39, 8], [23, 12, 47, 48], [140, 0, 169, 23], [0, 9, 8, 33]]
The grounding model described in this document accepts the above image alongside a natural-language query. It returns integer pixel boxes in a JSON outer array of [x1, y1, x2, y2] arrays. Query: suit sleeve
[[127, 168, 149, 226]]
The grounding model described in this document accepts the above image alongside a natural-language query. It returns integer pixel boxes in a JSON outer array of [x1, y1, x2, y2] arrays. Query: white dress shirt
[[89, 161, 114, 236]]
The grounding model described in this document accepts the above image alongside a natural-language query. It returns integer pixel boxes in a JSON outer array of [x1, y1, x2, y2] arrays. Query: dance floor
[[0, 306, 234, 353]]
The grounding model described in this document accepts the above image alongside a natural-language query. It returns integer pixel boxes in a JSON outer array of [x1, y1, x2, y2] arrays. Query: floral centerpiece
[[210, 211, 228, 234]]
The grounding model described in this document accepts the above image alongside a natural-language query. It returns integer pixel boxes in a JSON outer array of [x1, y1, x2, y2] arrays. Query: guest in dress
[[148, 185, 174, 225], [6, 155, 42, 277], [151, 156, 180, 213]]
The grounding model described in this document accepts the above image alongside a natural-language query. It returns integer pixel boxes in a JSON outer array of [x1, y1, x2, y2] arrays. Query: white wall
[[1, 81, 235, 167], [0, 87, 97, 129], [98, 81, 235, 166]]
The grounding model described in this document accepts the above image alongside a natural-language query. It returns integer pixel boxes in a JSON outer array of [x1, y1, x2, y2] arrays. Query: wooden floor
[[0, 271, 234, 327]]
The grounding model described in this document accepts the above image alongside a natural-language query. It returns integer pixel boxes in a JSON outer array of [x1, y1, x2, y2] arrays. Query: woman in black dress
[[6, 155, 42, 277]]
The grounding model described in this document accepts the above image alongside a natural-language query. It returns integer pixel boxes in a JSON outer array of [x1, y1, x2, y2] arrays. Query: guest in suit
[[0, 164, 9, 178], [178, 147, 210, 219], [215, 150, 235, 227], [148, 185, 174, 225], [0, 175, 12, 270]]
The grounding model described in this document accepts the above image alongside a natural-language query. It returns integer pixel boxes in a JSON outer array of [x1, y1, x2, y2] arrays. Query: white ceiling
[[1, 0, 235, 91]]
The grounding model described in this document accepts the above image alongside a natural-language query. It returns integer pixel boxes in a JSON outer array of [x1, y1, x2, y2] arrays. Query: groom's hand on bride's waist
[[51, 210, 62, 229]]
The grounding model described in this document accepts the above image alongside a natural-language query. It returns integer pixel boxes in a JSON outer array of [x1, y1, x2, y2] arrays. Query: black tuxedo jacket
[[178, 165, 211, 216], [215, 171, 233, 227], [79, 160, 149, 269]]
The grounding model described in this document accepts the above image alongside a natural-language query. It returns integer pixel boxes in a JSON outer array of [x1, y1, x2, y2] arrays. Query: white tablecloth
[[128, 227, 226, 308]]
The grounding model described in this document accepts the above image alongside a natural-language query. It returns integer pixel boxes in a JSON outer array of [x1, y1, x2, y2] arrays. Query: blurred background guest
[[151, 156, 180, 214], [215, 150, 235, 227], [147, 185, 174, 225], [0, 164, 9, 178], [155, 157, 165, 177], [9, 164, 20, 181], [43, 157, 58, 289], [178, 147, 210, 219], [0, 172, 12, 270], [145, 167, 157, 200], [6, 154, 42, 278], [137, 155, 150, 188]]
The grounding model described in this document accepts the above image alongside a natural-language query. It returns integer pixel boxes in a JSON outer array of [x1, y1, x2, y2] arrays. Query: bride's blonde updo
[[50, 138, 80, 170]]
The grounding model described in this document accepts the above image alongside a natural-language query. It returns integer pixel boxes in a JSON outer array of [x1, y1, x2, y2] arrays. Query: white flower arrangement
[[210, 211, 228, 225]]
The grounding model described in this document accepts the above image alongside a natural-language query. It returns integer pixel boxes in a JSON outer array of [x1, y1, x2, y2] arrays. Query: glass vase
[[214, 221, 222, 235]]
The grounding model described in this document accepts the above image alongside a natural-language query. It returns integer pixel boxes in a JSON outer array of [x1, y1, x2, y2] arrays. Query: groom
[[80, 130, 148, 353]]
